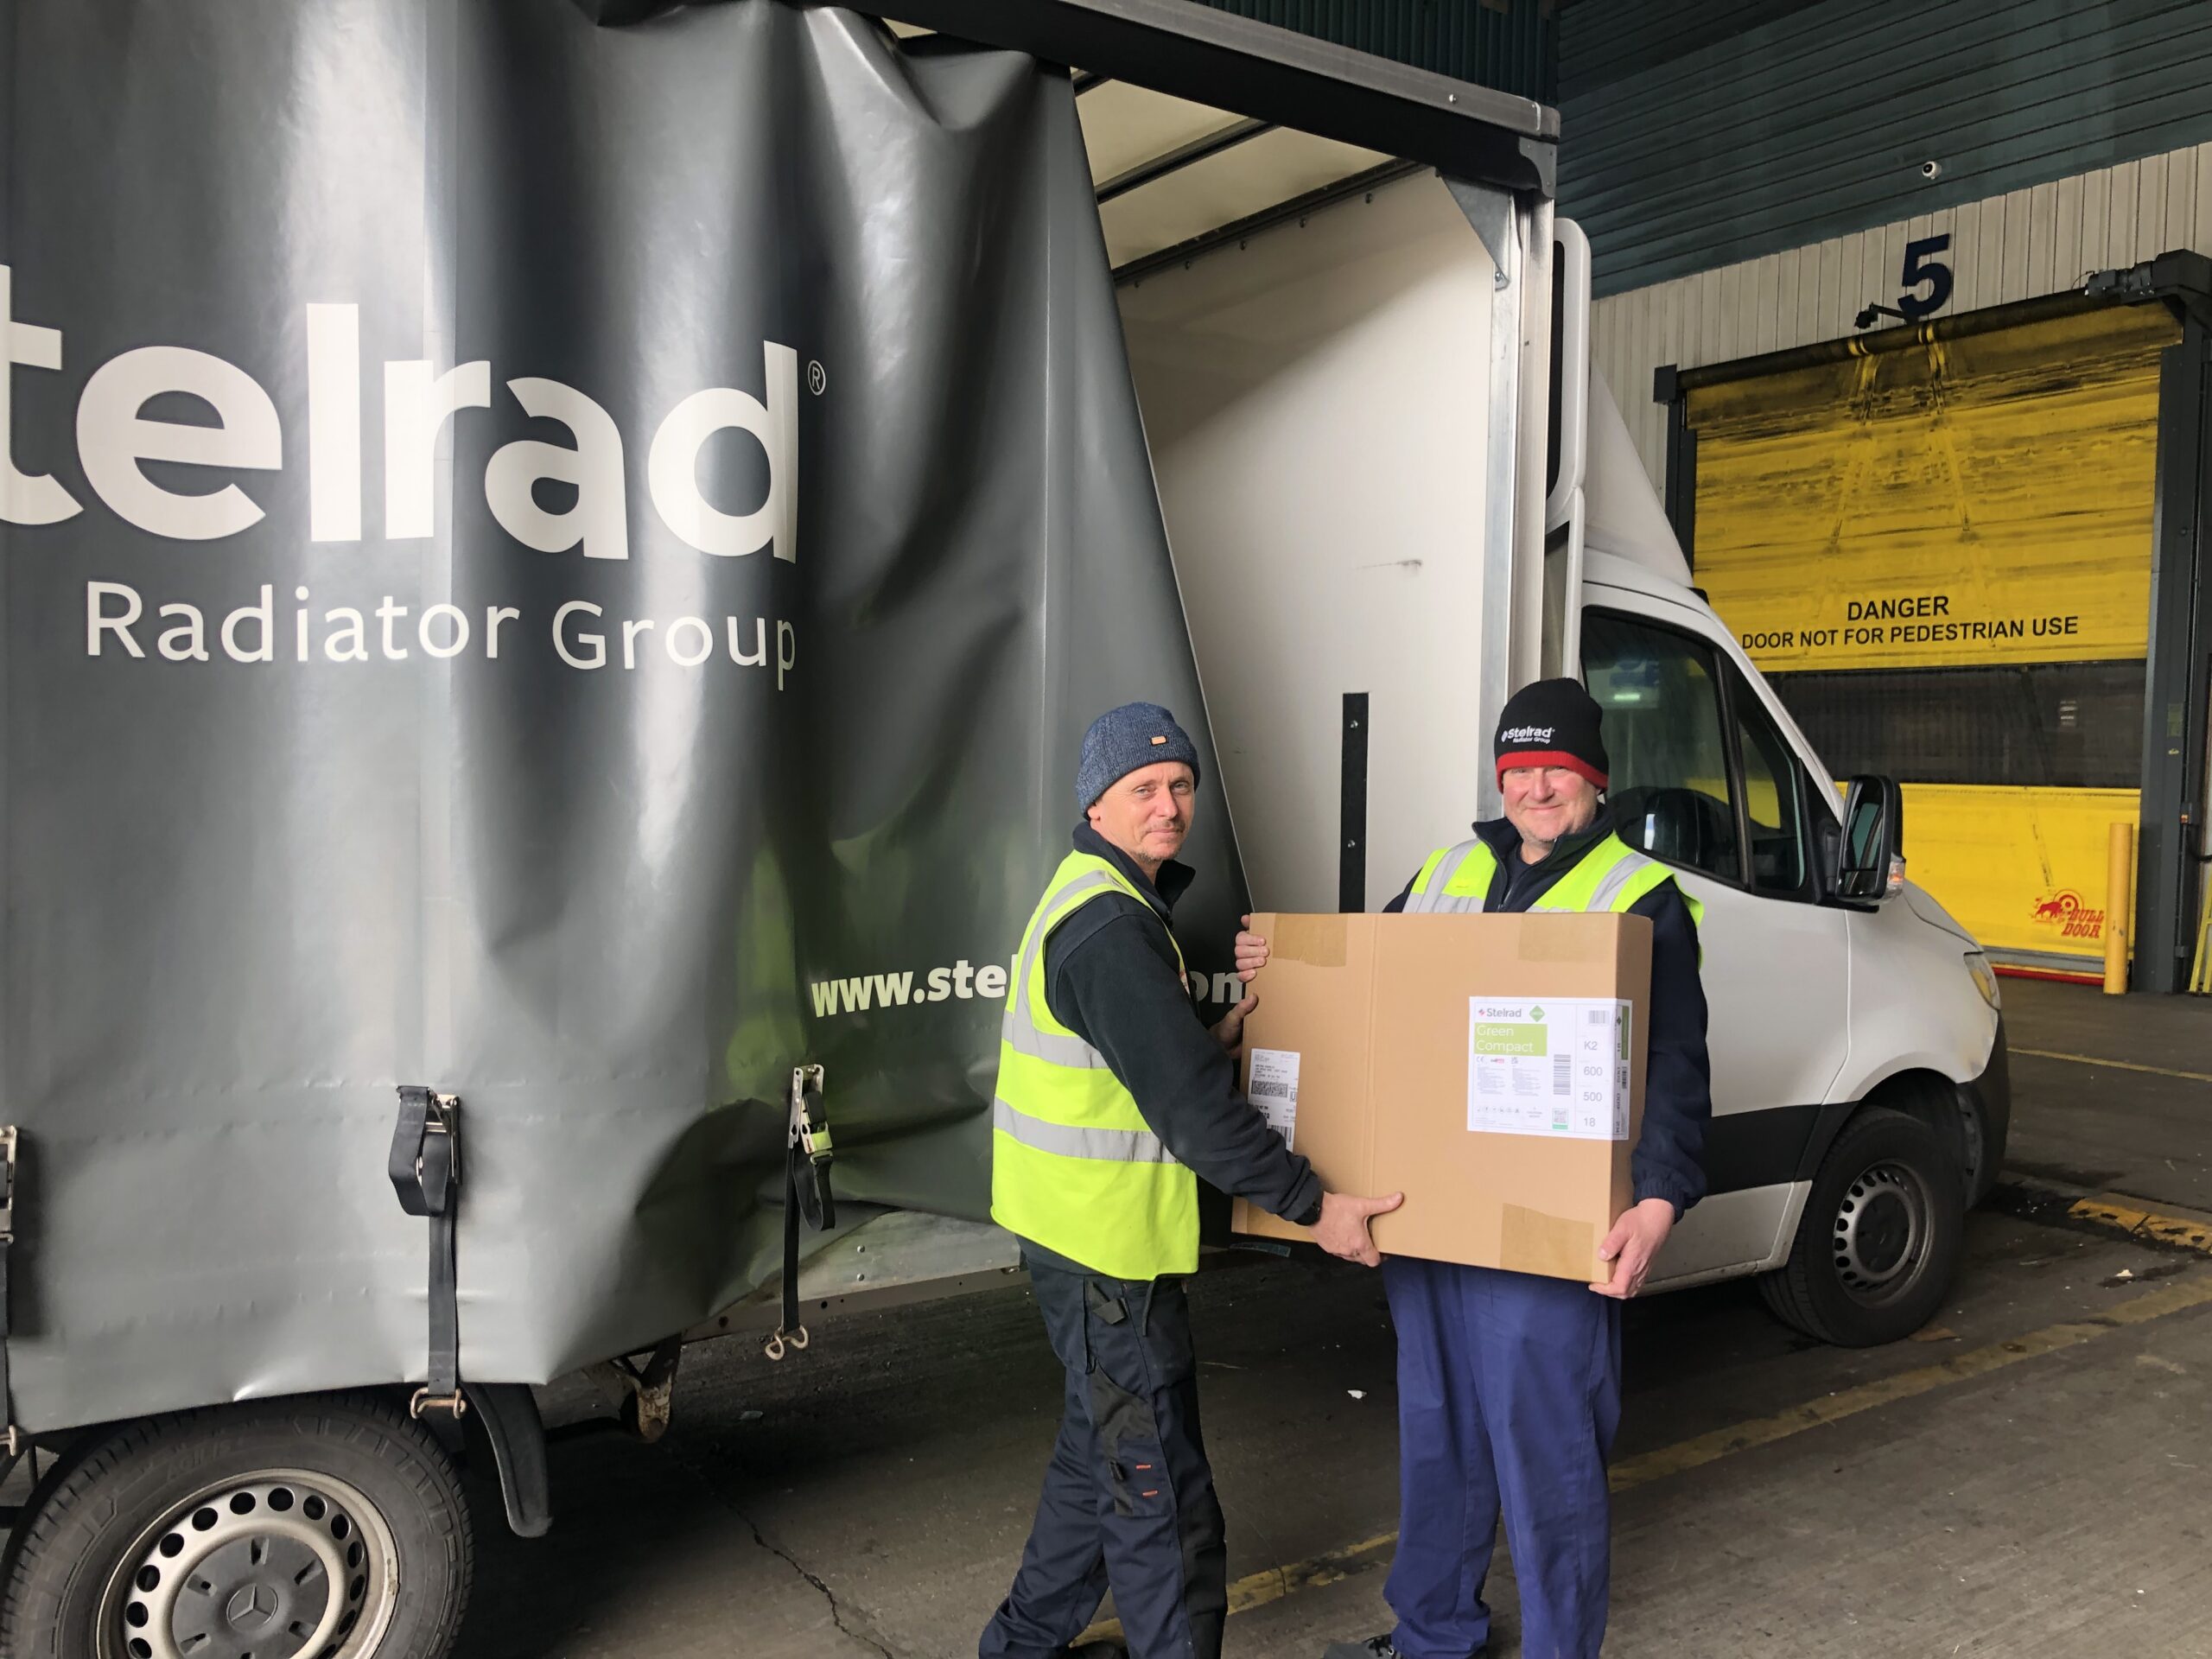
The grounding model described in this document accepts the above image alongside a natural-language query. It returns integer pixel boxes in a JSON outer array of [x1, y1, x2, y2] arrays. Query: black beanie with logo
[[1493, 677, 1609, 789]]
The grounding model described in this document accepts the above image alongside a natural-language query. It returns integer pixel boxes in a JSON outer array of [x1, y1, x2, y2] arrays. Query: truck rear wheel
[[0, 1392, 471, 1659], [1758, 1106, 1964, 1347]]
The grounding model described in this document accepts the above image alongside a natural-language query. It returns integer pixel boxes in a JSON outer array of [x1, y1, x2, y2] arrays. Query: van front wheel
[[1758, 1106, 1964, 1347], [0, 1392, 471, 1659]]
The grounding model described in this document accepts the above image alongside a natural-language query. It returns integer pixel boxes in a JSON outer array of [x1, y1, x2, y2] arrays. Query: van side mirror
[[1835, 775, 1905, 902]]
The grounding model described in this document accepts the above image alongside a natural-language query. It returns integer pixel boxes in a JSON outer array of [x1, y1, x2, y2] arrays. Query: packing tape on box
[[1273, 914, 1348, 967], [1516, 915, 1611, 962], [1501, 1203, 1598, 1281]]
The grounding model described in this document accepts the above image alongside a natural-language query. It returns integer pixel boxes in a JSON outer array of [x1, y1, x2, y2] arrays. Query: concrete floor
[[461, 982, 2212, 1659], [2000, 977, 2212, 1212]]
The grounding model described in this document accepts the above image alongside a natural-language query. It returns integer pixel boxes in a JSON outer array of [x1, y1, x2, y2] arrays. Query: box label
[[1248, 1047, 1301, 1149], [1466, 998, 1630, 1141]]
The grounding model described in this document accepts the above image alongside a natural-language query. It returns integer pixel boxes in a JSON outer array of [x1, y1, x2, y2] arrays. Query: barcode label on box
[[1467, 997, 1630, 1141], [1248, 1048, 1300, 1149]]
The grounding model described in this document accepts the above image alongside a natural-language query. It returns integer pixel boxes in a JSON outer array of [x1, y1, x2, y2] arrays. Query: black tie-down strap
[[390, 1087, 466, 1418], [766, 1066, 834, 1361], [0, 1126, 19, 1459]]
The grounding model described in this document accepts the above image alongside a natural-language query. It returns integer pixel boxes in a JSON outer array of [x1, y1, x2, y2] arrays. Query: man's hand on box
[[1590, 1198, 1676, 1299], [1234, 916, 1270, 982], [1315, 1191, 1403, 1268], [1211, 992, 1257, 1052]]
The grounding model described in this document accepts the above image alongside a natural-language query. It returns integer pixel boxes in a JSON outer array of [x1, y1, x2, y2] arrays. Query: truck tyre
[[1758, 1106, 1964, 1348], [0, 1391, 471, 1659]]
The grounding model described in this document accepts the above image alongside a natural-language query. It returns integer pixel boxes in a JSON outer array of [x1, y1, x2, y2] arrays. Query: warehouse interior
[[6, 4, 2210, 1658]]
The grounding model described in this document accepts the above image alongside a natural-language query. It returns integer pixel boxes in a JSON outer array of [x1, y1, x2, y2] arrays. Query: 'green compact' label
[[1471, 1020, 1545, 1056]]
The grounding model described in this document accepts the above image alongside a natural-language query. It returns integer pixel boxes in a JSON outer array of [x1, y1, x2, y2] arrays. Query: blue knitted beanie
[[1077, 702, 1201, 810]]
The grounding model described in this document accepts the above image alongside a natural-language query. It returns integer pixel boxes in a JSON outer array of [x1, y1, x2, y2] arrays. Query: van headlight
[[1965, 950, 2001, 1011]]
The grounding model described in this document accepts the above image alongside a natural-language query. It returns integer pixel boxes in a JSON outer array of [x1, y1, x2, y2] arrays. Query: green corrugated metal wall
[[1557, 0, 1824, 102], [1185, 0, 1555, 103], [1560, 0, 2212, 297]]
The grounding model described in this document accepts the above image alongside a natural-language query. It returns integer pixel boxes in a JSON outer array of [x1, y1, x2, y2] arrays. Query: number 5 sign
[[1856, 232, 1955, 328], [1898, 233, 1955, 320]]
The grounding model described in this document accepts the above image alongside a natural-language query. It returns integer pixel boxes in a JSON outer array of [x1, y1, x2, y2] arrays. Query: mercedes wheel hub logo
[[225, 1582, 279, 1630]]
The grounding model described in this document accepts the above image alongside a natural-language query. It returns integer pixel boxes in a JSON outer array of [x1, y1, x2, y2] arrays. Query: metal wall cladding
[[1185, 0, 1555, 102], [1560, 0, 2212, 299], [1592, 138, 2212, 489], [1558, 0, 1825, 103]]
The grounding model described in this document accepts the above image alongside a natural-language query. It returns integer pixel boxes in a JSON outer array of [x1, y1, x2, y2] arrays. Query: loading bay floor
[[457, 978, 2212, 1659]]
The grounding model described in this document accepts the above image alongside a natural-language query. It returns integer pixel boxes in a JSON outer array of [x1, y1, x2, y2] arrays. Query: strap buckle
[[791, 1065, 832, 1166], [789, 1065, 834, 1231], [0, 1125, 17, 1245], [410, 1388, 469, 1420]]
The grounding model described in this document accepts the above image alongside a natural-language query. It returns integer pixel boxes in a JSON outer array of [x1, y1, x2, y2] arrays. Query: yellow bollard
[[2192, 879, 2212, 995], [2103, 821, 2133, 996]]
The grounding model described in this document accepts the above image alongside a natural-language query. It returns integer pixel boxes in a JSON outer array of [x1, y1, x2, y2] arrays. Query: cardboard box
[[1230, 911, 1651, 1283]]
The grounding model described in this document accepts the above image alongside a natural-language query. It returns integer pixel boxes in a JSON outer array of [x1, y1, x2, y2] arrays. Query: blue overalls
[[1382, 823, 1673, 1658], [1383, 1258, 1622, 1659]]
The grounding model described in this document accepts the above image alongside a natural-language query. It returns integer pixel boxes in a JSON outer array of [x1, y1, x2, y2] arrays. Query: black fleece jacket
[[1015, 825, 1325, 1278], [1385, 811, 1713, 1218]]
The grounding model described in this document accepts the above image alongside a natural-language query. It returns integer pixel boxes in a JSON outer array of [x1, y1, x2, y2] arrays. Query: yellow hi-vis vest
[[1405, 830, 1707, 940], [989, 850, 1199, 1280]]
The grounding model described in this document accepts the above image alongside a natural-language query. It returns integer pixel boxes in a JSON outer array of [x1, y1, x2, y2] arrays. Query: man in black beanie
[[1240, 677, 1712, 1659]]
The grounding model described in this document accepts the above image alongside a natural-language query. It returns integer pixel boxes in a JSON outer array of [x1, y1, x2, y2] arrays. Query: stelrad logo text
[[0, 264, 808, 681]]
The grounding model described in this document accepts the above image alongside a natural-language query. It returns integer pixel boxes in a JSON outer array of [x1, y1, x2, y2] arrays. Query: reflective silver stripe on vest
[[1582, 849, 1659, 913], [1000, 1005, 1109, 1067], [993, 1096, 1180, 1165], [1404, 839, 1486, 915], [1001, 871, 1119, 1068]]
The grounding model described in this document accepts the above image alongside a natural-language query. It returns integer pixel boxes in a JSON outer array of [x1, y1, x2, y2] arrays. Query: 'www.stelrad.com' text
[[809, 957, 1243, 1018]]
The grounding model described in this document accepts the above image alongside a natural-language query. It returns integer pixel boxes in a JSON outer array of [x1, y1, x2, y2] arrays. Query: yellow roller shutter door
[[1686, 304, 2182, 967]]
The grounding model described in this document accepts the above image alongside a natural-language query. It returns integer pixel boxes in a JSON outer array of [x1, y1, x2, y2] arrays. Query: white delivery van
[[1118, 181, 2010, 1348]]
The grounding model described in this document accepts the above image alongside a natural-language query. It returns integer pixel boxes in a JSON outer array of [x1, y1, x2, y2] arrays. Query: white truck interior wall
[[1118, 175, 1496, 912]]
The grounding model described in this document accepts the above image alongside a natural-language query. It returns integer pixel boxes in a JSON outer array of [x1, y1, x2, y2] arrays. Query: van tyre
[[1758, 1107, 1964, 1348], [0, 1391, 472, 1659]]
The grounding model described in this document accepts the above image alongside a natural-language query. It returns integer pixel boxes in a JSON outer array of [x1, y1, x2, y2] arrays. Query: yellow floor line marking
[[2011, 1046, 2212, 1084], [1226, 1530, 1399, 1615], [1079, 1268, 2212, 1643], [2066, 1196, 2212, 1255], [1614, 1272, 2212, 1491], [1079, 1533, 1397, 1647]]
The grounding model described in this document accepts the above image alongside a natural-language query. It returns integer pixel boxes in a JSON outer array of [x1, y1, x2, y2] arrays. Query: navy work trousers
[[979, 1261, 1227, 1659], [1383, 1256, 1623, 1659]]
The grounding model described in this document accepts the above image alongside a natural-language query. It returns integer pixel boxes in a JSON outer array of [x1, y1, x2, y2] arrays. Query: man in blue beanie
[[980, 701, 1403, 1659]]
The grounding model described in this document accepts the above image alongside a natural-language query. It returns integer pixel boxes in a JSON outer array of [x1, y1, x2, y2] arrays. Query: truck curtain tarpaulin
[[0, 0, 1247, 1432]]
